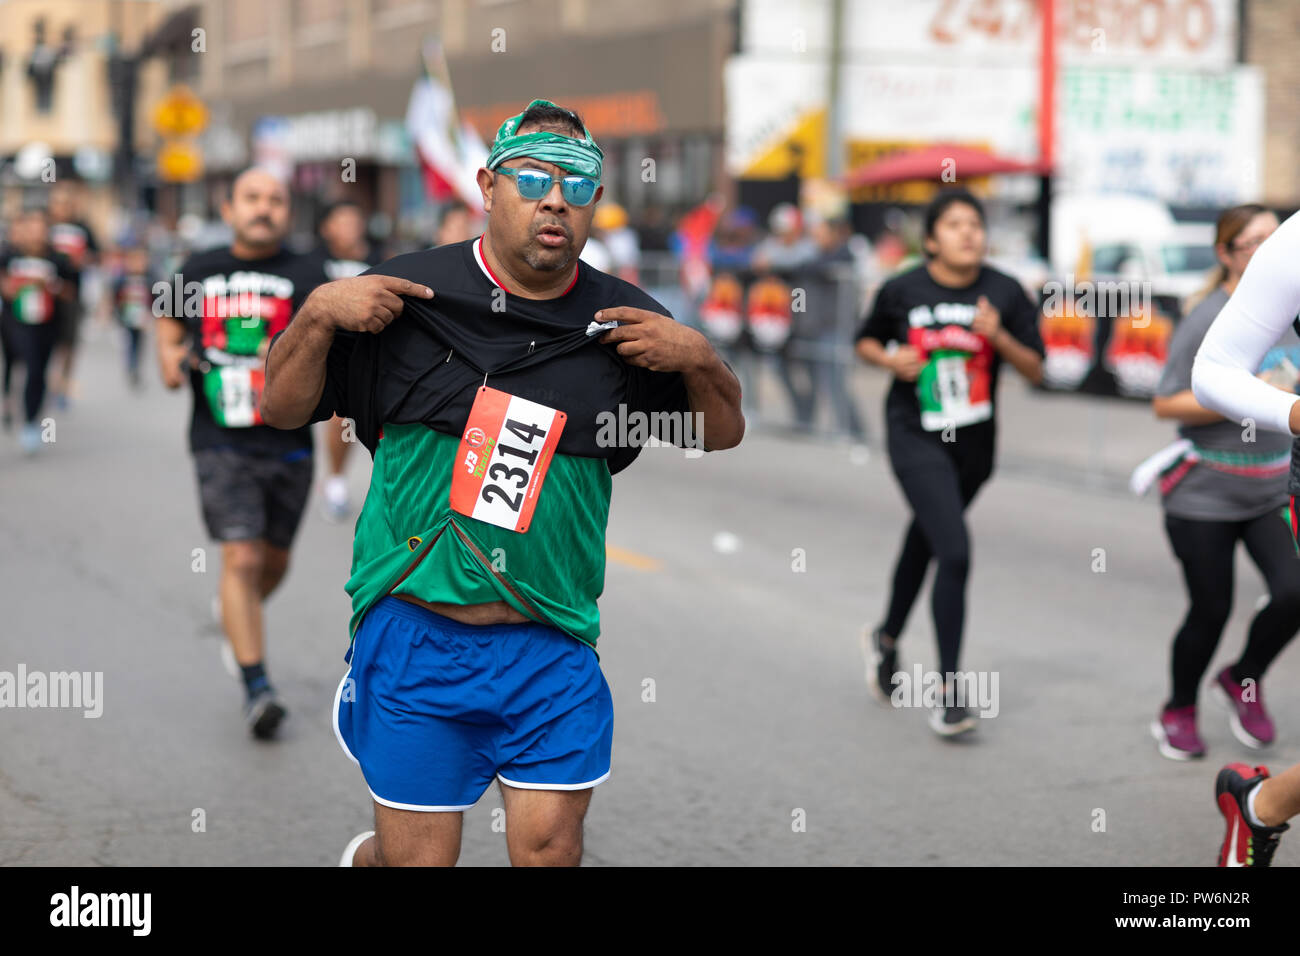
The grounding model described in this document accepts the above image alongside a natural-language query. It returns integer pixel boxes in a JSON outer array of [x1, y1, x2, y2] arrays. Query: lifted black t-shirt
[[288, 238, 692, 475], [856, 263, 1043, 455], [168, 246, 328, 455]]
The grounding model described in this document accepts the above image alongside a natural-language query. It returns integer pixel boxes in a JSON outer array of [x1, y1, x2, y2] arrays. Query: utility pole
[[1036, 0, 1056, 263], [106, 0, 140, 216], [826, 0, 846, 182]]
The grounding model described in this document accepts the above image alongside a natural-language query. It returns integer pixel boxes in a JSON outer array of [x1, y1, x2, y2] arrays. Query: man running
[[0, 207, 76, 453], [156, 167, 329, 739], [312, 200, 385, 521], [47, 181, 100, 409], [1192, 208, 1300, 865], [261, 99, 744, 866]]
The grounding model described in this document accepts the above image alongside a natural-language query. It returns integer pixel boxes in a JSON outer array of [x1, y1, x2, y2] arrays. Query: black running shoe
[[1216, 763, 1288, 867], [244, 687, 287, 740], [929, 702, 977, 738], [860, 625, 898, 705]]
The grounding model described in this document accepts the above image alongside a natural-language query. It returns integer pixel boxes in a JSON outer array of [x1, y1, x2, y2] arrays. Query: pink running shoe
[[1212, 667, 1275, 749], [1151, 705, 1207, 760]]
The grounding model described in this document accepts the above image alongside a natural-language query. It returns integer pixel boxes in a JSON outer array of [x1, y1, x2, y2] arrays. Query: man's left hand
[[597, 307, 709, 374]]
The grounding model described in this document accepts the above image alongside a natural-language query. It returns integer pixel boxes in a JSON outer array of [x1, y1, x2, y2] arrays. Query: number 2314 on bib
[[449, 387, 566, 533]]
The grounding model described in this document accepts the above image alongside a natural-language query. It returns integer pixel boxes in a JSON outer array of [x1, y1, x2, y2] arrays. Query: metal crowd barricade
[[632, 252, 871, 442]]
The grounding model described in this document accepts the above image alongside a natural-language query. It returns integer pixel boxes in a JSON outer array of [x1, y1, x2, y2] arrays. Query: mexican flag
[[405, 38, 487, 208]]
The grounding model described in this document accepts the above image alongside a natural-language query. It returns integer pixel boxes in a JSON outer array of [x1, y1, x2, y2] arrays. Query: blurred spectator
[[593, 202, 640, 285], [435, 202, 475, 247], [794, 217, 866, 439], [752, 203, 817, 430], [873, 226, 909, 275], [636, 204, 674, 253], [316, 200, 384, 279], [579, 231, 614, 273], [752, 203, 817, 273], [710, 208, 759, 272]]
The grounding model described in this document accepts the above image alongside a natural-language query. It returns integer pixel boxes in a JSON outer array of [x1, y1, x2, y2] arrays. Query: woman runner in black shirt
[[855, 190, 1045, 737]]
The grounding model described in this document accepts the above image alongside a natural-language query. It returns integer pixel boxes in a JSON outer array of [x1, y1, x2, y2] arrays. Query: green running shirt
[[346, 423, 611, 648]]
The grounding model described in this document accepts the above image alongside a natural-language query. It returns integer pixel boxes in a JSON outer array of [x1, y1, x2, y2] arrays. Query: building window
[[295, 0, 345, 45]]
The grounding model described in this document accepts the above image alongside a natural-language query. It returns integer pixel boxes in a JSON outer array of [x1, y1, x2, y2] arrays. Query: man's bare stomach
[[392, 593, 530, 626]]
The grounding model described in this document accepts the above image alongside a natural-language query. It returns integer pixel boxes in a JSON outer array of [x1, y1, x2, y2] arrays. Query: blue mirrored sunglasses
[[496, 167, 599, 206]]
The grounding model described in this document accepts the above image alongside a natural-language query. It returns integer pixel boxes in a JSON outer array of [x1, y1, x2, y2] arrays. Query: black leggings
[[1, 318, 58, 423], [1164, 510, 1300, 708], [881, 432, 994, 675]]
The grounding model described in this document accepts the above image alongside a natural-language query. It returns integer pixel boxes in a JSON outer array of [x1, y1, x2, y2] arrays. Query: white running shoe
[[322, 476, 351, 522], [219, 640, 239, 680], [340, 830, 375, 867]]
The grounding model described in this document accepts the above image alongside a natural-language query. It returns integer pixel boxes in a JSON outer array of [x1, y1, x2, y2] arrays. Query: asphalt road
[[3, 323, 1298, 866]]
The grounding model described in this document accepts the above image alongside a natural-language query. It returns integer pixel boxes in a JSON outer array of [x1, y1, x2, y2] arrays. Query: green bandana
[[485, 99, 604, 180]]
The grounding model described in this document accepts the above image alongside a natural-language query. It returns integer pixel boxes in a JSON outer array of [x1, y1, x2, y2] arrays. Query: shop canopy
[[843, 144, 1045, 188]]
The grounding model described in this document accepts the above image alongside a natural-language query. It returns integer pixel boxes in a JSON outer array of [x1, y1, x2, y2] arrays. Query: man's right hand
[[891, 345, 925, 382], [302, 275, 434, 334]]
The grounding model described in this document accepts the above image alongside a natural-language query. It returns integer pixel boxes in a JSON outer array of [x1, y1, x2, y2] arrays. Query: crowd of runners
[[7, 96, 1300, 867]]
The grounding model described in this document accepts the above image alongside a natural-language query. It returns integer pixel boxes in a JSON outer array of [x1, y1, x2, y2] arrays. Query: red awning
[[844, 144, 1045, 189]]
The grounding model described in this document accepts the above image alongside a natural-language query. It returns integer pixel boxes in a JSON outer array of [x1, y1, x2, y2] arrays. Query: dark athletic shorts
[[193, 447, 313, 549], [55, 304, 83, 347]]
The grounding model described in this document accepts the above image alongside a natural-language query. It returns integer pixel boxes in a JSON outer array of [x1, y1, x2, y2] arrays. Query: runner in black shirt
[[48, 182, 100, 409], [111, 246, 156, 389], [0, 207, 76, 454], [311, 200, 386, 522], [855, 190, 1044, 737], [155, 167, 329, 739]]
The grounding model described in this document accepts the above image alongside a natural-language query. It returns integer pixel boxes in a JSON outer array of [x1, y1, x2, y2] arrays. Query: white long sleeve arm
[[1192, 211, 1300, 436]]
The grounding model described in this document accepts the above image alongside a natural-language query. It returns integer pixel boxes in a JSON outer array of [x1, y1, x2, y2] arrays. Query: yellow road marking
[[605, 545, 662, 572]]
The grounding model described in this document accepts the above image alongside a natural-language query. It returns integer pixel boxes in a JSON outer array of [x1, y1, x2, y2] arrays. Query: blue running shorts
[[333, 596, 614, 811]]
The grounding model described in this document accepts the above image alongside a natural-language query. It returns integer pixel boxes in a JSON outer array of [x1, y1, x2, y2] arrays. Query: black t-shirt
[[293, 238, 691, 475], [0, 246, 76, 327], [856, 263, 1043, 451], [169, 246, 328, 455], [112, 272, 155, 329], [49, 219, 99, 273]]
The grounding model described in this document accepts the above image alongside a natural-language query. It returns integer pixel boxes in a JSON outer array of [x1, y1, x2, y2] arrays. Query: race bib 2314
[[448, 387, 566, 533]]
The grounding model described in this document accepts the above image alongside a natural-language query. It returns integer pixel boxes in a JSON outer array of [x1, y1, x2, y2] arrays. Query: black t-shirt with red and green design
[[0, 246, 75, 327], [856, 263, 1043, 458], [49, 219, 99, 276], [172, 246, 328, 455]]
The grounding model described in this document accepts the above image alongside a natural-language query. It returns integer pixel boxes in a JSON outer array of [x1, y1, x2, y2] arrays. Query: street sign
[[154, 86, 208, 137], [157, 141, 203, 182]]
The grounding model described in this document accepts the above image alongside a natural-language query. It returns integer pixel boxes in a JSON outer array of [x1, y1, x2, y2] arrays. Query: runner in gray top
[[1148, 203, 1300, 763], [1155, 286, 1292, 521]]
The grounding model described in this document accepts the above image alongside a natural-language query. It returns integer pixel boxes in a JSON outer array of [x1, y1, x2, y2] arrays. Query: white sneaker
[[219, 640, 239, 680], [340, 830, 375, 867], [322, 476, 351, 522]]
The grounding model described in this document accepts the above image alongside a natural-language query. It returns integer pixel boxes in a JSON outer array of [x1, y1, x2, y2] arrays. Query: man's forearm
[[261, 304, 335, 429], [682, 348, 745, 451]]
